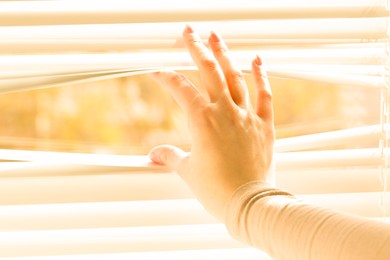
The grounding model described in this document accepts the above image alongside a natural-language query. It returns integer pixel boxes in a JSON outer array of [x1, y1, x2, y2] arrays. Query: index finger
[[183, 25, 230, 103]]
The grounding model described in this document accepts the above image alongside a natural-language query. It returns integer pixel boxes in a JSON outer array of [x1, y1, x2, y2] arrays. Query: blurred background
[[0, 71, 380, 155]]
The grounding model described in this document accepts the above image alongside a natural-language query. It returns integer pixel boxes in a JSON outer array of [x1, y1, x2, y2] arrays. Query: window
[[0, 0, 388, 258]]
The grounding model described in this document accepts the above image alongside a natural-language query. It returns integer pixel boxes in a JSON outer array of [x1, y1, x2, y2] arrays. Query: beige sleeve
[[225, 181, 390, 260]]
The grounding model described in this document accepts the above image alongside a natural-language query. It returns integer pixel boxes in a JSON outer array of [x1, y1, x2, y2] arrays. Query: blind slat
[[0, 45, 385, 93], [275, 124, 385, 152], [0, 192, 386, 234], [0, 148, 385, 169], [0, 0, 386, 26], [0, 166, 386, 204], [0, 69, 383, 94], [0, 200, 383, 258], [0, 189, 387, 231], [0, 18, 386, 41], [0, 200, 216, 231], [0, 224, 241, 257], [0, 248, 271, 260]]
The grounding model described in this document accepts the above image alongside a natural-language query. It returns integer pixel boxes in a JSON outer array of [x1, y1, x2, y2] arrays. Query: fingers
[[208, 31, 249, 108], [149, 145, 188, 172], [183, 25, 230, 103], [152, 71, 205, 114], [252, 55, 274, 122]]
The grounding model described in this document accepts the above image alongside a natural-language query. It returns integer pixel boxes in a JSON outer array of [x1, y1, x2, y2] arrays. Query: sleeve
[[225, 181, 390, 260]]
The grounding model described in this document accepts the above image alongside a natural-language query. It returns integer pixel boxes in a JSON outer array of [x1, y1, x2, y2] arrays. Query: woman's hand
[[149, 25, 275, 221]]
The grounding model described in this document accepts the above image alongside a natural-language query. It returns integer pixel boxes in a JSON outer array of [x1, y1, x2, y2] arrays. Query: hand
[[149, 25, 275, 221]]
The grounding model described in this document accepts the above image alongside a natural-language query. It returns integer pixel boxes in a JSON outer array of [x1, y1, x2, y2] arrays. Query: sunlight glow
[[0, 1, 388, 258]]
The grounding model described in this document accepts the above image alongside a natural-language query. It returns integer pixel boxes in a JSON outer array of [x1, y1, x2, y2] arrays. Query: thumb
[[148, 145, 188, 171]]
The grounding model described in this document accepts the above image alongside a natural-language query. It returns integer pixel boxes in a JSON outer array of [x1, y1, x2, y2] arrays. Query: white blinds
[[0, 0, 389, 92], [0, 132, 389, 258], [0, 0, 389, 259]]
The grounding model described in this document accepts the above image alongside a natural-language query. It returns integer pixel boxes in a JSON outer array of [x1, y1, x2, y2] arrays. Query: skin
[[149, 25, 275, 221]]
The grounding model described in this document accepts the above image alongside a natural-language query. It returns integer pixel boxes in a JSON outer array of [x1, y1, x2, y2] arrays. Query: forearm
[[226, 181, 390, 260]]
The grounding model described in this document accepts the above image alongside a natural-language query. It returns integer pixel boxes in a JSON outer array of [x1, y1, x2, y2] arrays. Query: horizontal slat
[[0, 0, 386, 26], [0, 44, 385, 92], [0, 224, 243, 257], [0, 18, 386, 46], [0, 47, 383, 73], [0, 63, 384, 80], [0, 68, 383, 94], [0, 163, 387, 214], [0, 172, 193, 205], [0, 148, 387, 205], [0, 148, 384, 170], [0, 248, 271, 260], [0, 150, 152, 168], [0, 123, 384, 157], [276, 168, 386, 194], [0, 191, 387, 231], [300, 192, 390, 217], [0, 167, 386, 205], [0, 158, 385, 177], [276, 148, 383, 169], [0, 195, 387, 256], [0, 199, 216, 230], [0, 162, 136, 177], [275, 124, 384, 152], [2, 18, 386, 39], [1, 40, 387, 55]]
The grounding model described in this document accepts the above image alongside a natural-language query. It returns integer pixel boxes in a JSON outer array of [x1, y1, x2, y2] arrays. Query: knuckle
[[195, 104, 213, 121], [214, 45, 228, 57], [187, 35, 202, 45], [189, 95, 204, 107], [259, 89, 273, 101], [200, 58, 219, 71], [229, 70, 245, 82], [168, 73, 187, 84], [185, 37, 203, 50], [200, 103, 213, 114]]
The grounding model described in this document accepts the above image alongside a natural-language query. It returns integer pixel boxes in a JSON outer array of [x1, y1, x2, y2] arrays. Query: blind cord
[[379, 11, 390, 217]]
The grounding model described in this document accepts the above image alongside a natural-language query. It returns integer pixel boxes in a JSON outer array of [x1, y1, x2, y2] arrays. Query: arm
[[226, 181, 390, 260], [149, 25, 390, 259]]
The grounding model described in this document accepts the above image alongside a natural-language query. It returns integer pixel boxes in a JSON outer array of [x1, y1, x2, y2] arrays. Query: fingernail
[[254, 55, 262, 66], [149, 152, 160, 163], [184, 25, 193, 33], [209, 31, 221, 42]]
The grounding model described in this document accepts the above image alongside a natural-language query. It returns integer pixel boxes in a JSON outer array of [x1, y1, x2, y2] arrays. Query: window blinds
[[0, 0, 388, 92], [0, 0, 389, 259]]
